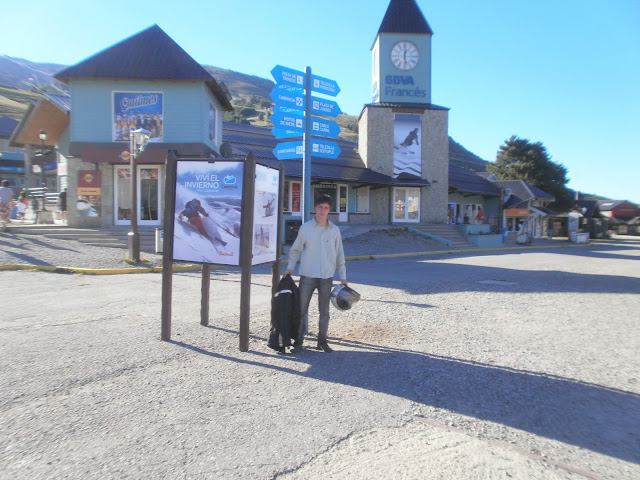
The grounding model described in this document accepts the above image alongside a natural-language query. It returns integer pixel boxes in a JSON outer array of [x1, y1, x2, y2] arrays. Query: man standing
[[284, 194, 347, 353]]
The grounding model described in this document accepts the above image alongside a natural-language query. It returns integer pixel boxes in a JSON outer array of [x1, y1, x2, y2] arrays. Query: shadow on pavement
[[170, 336, 640, 464]]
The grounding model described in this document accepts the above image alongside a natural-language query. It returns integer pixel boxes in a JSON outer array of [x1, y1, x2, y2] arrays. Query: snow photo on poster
[[252, 164, 280, 265], [393, 114, 422, 178], [173, 161, 243, 265]]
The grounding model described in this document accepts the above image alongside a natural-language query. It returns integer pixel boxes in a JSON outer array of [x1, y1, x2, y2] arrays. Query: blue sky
[[3, 0, 639, 202]]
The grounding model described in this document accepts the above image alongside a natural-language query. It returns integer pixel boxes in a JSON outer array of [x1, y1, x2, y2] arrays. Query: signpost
[[271, 85, 342, 117], [271, 111, 340, 138], [273, 139, 340, 160], [270, 65, 342, 221]]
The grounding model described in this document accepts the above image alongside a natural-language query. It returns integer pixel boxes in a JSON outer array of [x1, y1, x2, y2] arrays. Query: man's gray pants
[[297, 276, 333, 344]]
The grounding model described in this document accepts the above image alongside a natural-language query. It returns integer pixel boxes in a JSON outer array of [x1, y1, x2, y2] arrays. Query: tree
[[487, 135, 574, 212]]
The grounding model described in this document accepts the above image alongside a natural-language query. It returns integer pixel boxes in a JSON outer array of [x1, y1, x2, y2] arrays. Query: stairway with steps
[[9, 225, 159, 252], [410, 224, 477, 249]]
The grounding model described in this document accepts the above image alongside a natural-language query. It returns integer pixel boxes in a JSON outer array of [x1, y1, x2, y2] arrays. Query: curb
[[0, 264, 203, 275], [0, 241, 598, 275]]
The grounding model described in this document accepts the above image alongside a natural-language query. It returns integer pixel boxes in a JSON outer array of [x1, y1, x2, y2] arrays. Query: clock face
[[390, 41, 419, 71]]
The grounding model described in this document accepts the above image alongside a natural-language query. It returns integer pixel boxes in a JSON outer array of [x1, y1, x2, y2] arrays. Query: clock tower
[[371, 0, 432, 104], [359, 0, 449, 225]]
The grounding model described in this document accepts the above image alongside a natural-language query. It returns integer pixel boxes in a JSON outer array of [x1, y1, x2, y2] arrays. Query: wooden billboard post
[[239, 152, 256, 351], [161, 151, 178, 341], [161, 151, 283, 352]]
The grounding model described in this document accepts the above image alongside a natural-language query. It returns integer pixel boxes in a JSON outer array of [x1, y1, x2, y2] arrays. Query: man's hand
[[341, 279, 348, 286], [283, 269, 293, 277]]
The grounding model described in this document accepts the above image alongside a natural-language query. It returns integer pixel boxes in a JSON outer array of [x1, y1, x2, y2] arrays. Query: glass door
[[338, 184, 348, 222], [114, 165, 162, 226], [393, 187, 420, 223], [139, 167, 161, 224], [115, 167, 132, 225]]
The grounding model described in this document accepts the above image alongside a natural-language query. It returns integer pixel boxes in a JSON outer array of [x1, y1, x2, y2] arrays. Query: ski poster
[[173, 160, 243, 265], [252, 164, 280, 265], [393, 114, 422, 178]]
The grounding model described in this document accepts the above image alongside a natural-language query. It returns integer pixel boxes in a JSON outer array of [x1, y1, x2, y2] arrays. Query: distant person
[[31, 197, 39, 224], [58, 189, 67, 223], [0, 180, 14, 229], [15, 198, 26, 221]]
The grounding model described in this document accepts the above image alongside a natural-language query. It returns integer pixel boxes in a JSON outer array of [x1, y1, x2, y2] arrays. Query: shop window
[[313, 184, 338, 212], [355, 187, 370, 213]]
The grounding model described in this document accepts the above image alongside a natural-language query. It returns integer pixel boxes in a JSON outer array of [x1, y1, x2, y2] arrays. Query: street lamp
[[38, 130, 47, 211], [126, 128, 151, 262]]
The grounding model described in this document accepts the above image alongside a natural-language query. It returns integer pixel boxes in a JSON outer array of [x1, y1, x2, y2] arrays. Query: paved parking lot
[[1, 238, 639, 479]]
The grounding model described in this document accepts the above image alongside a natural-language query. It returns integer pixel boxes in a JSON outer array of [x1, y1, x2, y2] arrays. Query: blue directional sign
[[270, 85, 305, 112], [311, 74, 340, 97], [270, 111, 305, 132], [272, 128, 303, 139], [271, 65, 305, 88], [310, 117, 341, 138], [271, 84, 342, 118], [271, 111, 340, 139], [312, 140, 341, 159], [273, 141, 303, 160], [311, 97, 342, 117]]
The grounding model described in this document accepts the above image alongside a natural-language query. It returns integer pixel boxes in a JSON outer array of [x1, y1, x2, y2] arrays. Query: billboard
[[172, 161, 243, 265], [393, 114, 422, 178], [77, 170, 101, 217], [252, 164, 280, 265], [113, 92, 163, 142]]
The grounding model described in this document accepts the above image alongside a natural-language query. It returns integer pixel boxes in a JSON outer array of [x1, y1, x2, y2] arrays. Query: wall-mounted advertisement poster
[[393, 114, 422, 178], [252, 164, 280, 265], [173, 161, 243, 265], [77, 170, 101, 217], [113, 92, 163, 142]]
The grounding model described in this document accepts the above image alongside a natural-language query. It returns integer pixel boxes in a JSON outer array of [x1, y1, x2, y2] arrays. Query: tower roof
[[54, 25, 233, 111], [377, 0, 433, 36]]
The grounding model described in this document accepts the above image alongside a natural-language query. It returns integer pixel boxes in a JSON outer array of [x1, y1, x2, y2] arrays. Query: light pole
[[38, 130, 47, 211], [126, 128, 151, 262]]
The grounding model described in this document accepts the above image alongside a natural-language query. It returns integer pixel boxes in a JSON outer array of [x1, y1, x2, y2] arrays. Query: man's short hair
[[1, 180, 9, 187], [314, 194, 332, 207]]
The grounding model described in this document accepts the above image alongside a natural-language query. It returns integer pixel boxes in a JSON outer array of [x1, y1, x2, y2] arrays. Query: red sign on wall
[[78, 171, 101, 195], [291, 183, 301, 213]]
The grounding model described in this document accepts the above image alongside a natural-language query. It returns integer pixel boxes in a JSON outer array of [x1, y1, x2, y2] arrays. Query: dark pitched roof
[[222, 122, 399, 186], [531, 205, 558, 216], [44, 93, 71, 113], [0, 116, 18, 138], [377, 0, 433, 36], [448, 137, 488, 171], [449, 165, 501, 197], [597, 199, 628, 210], [360, 103, 448, 119], [494, 180, 554, 204], [54, 25, 232, 111]]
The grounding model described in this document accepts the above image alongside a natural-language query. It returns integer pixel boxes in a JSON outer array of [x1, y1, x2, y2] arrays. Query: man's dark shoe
[[316, 342, 333, 353], [290, 343, 303, 353]]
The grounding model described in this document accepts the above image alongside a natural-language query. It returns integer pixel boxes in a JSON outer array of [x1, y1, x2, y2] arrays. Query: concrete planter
[[467, 234, 503, 248]]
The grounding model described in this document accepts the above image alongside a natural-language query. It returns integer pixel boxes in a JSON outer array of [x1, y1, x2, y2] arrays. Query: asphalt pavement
[[1, 237, 639, 479]]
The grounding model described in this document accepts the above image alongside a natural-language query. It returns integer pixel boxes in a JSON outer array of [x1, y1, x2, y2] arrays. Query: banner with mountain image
[[393, 114, 422, 178]]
